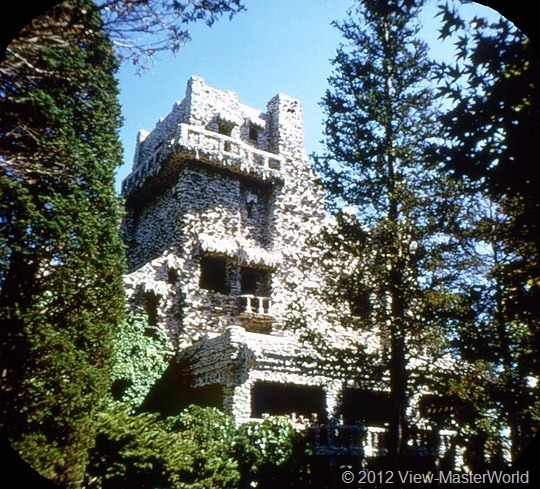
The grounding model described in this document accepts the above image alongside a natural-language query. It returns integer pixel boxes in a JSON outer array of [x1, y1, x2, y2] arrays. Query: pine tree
[[0, 1, 126, 485], [315, 0, 463, 463]]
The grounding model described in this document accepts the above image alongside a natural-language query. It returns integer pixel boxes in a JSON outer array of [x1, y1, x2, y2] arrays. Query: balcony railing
[[122, 124, 285, 196], [306, 424, 457, 461], [364, 426, 389, 458], [238, 294, 272, 315], [178, 124, 283, 175], [307, 424, 365, 456]]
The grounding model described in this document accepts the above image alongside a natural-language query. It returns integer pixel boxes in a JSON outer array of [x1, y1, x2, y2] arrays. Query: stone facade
[[122, 76, 342, 422]]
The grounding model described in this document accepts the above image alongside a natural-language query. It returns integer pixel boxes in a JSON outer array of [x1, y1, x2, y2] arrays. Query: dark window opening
[[241, 267, 270, 296], [200, 256, 228, 294], [341, 389, 390, 426], [167, 268, 179, 284], [245, 193, 257, 219], [144, 291, 159, 326], [419, 394, 473, 426], [249, 124, 259, 143], [339, 278, 371, 318], [217, 121, 234, 136], [349, 290, 371, 317], [251, 382, 326, 421], [141, 358, 224, 416]]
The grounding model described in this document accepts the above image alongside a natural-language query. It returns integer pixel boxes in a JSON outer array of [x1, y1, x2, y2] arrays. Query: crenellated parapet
[[122, 123, 285, 200]]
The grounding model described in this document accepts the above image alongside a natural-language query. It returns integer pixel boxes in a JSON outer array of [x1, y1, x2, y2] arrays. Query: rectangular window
[[217, 121, 234, 136], [144, 291, 159, 326], [199, 256, 228, 294], [249, 123, 259, 144], [240, 267, 270, 296]]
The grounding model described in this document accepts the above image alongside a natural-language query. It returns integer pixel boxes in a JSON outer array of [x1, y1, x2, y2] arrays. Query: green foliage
[[237, 417, 295, 470], [88, 405, 173, 489], [314, 0, 464, 460], [235, 416, 311, 489], [166, 405, 239, 488], [435, 3, 540, 460], [88, 407, 316, 489], [0, 1, 126, 485], [110, 312, 174, 409], [89, 405, 240, 489]]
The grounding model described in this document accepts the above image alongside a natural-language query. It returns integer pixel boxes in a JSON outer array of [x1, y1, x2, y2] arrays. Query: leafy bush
[[165, 405, 240, 488], [235, 416, 311, 489], [88, 404, 174, 489], [88, 404, 240, 489]]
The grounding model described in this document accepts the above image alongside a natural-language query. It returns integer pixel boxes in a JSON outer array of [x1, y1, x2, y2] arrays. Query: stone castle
[[121, 75, 347, 423], [121, 76, 458, 463]]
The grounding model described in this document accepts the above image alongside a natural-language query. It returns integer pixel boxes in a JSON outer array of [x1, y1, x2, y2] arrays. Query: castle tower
[[121, 76, 340, 422]]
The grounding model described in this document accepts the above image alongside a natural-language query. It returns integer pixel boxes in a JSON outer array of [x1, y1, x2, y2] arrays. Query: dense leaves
[[0, 1, 126, 485], [109, 312, 174, 409], [435, 3, 540, 461], [0, 0, 246, 485], [89, 405, 239, 489], [89, 407, 310, 489], [235, 416, 311, 489]]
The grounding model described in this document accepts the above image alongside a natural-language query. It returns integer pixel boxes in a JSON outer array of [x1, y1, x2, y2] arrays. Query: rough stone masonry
[[121, 75, 352, 422]]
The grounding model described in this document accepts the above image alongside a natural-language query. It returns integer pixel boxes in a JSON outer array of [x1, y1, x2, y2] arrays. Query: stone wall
[[120, 76, 460, 436], [182, 326, 344, 422], [122, 76, 340, 352]]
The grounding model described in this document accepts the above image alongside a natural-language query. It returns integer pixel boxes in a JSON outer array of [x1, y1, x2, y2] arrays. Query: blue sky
[[114, 0, 504, 193]]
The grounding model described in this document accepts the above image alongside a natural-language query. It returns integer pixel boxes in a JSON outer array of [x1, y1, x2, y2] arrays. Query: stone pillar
[[324, 380, 344, 422], [230, 382, 253, 423], [265, 93, 305, 160], [221, 326, 253, 422]]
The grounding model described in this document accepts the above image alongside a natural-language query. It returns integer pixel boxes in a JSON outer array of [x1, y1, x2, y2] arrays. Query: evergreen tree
[[0, 1, 126, 485], [1, 1, 245, 485], [315, 0, 463, 463]]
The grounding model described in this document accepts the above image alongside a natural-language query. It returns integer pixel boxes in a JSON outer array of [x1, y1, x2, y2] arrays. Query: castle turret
[[266, 93, 306, 161]]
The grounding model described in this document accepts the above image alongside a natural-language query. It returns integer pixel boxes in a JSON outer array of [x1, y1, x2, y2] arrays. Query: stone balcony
[[307, 424, 365, 456], [238, 294, 272, 315], [363, 426, 389, 458], [363, 426, 459, 460], [184, 325, 316, 387], [237, 295, 273, 334], [122, 123, 285, 198]]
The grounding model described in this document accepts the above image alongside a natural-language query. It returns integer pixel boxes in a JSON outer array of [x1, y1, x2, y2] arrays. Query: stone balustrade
[[306, 424, 458, 460], [238, 294, 272, 315], [308, 424, 365, 456], [364, 426, 389, 458], [362, 426, 458, 460], [122, 123, 285, 195]]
